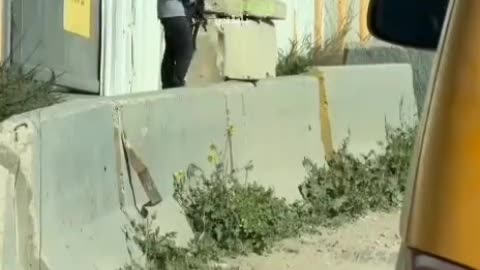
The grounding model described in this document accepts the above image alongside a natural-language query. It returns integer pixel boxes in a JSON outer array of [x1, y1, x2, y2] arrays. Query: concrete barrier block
[[0, 100, 140, 270], [0, 114, 43, 270], [234, 76, 325, 202], [243, 0, 287, 19], [312, 64, 417, 156], [2, 71, 413, 268], [0, 165, 5, 269], [115, 89, 228, 196], [0, 159, 17, 270], [1, 69, 416, 268], [0, 161, 18, 270], [217, 82, 255, 175], [221, 20, 277, 80], [114, 85, 256, 245], [36, 100, 132, 270], [0, 160, 10, 270], [343, 46, 435, 113], [0, 127, 16, 270], [205, 0, 244, 16]]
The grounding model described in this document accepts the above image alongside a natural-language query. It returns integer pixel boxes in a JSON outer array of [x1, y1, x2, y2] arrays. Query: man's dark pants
[[160, 16, 194, 89]]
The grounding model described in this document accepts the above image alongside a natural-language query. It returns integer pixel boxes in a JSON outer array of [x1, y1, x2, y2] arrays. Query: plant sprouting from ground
[[299, 122, 417, 225], [173, 145, 304, 255], [123, 121, 417, 269], [276, 5, 354, 76], [122, 216, 221, 270]]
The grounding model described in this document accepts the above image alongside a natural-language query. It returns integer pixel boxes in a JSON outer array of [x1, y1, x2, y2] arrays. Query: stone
[[205, 0, 244, 17], [243, 0, 287, 19], [221, 20, 277, 80]]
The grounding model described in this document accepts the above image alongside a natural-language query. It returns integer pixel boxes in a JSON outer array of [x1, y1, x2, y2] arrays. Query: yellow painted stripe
[[310, 70, 335, 161]]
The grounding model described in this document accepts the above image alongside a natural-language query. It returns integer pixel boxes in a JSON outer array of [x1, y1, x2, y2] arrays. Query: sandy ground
[[224, 211, 401, 270]]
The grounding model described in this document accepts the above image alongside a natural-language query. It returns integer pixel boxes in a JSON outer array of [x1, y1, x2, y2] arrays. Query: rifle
[[183, 0, 208, 50]]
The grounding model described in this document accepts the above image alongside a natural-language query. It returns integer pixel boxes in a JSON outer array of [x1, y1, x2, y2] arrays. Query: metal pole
[[293, 7, 298, 42], [338, 0, 349, 50], [360, 0, 371, 43], [314, 0, 324, 48]]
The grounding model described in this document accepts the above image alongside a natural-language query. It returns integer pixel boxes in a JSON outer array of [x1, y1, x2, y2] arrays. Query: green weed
[[123, 121, 417, 269]]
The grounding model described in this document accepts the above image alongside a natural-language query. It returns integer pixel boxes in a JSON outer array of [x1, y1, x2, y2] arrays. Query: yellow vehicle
[[367, 0, 479, 269]]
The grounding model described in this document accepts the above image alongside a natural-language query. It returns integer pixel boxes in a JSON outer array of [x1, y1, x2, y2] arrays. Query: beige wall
[[276, 0, 373, 51]]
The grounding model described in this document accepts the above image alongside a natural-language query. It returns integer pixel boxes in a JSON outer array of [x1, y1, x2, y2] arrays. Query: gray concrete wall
[[0, 102, 132, 270], [0, 65, 416, 269], [343, 46, 436, 114], [313, 64, 417, 155]]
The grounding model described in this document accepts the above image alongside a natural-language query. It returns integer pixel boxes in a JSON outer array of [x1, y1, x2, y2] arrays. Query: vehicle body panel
[[390, 0, 480, 269]]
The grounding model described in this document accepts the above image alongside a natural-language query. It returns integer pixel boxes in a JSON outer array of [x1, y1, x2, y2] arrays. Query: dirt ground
[[224, 211, 401, 270]]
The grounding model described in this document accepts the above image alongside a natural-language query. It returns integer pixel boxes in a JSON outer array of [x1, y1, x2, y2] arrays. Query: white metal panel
[[131, 0, 164, 93], [101, 0, 163, 96], [101, 0, 134, 96], [12, 0, 102, 93]]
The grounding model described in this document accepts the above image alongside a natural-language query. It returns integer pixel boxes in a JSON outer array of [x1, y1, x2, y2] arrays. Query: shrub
[[124, 122, 417, 269], [122, 218, 218, 270], [299, 122, 417, 225], [0, 64, 60, 122], [173, 145, 304, 255], [276, 7, 353, 76]]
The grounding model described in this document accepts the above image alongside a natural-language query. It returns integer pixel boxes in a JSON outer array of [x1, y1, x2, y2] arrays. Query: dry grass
[[276, 7, 354, 76], [0, 64, 61, 122]]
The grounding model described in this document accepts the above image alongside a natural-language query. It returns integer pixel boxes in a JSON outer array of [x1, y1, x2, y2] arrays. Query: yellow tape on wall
[[310, 70, 335, 161]]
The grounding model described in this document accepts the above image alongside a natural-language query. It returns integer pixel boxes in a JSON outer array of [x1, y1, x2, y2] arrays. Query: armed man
[[157, 0, 200, 89]]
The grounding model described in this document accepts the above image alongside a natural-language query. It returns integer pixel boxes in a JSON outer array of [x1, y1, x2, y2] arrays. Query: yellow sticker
[[63, 0, 91, 38]]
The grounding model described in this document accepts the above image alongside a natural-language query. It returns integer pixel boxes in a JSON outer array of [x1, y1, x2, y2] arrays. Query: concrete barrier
[[0, 116, 41, 270], [0, 101, 133, 270], [0, 136, 12, 269], [343, 46, 435, 113], [113, 83, 252, 250], [230, 76, 324, 202], [312, 64, 417, 156], [0, 64, 416, 269]]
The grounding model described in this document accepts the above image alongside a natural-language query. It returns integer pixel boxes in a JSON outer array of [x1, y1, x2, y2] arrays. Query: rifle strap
[[192, 22, 201, 50]]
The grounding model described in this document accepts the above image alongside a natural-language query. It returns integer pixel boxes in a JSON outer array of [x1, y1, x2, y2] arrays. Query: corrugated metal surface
[[101, 0, 133, 96], [132, 0, 164, 93], [101, 0, 163, 96], [11, 0, 101, 93]]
